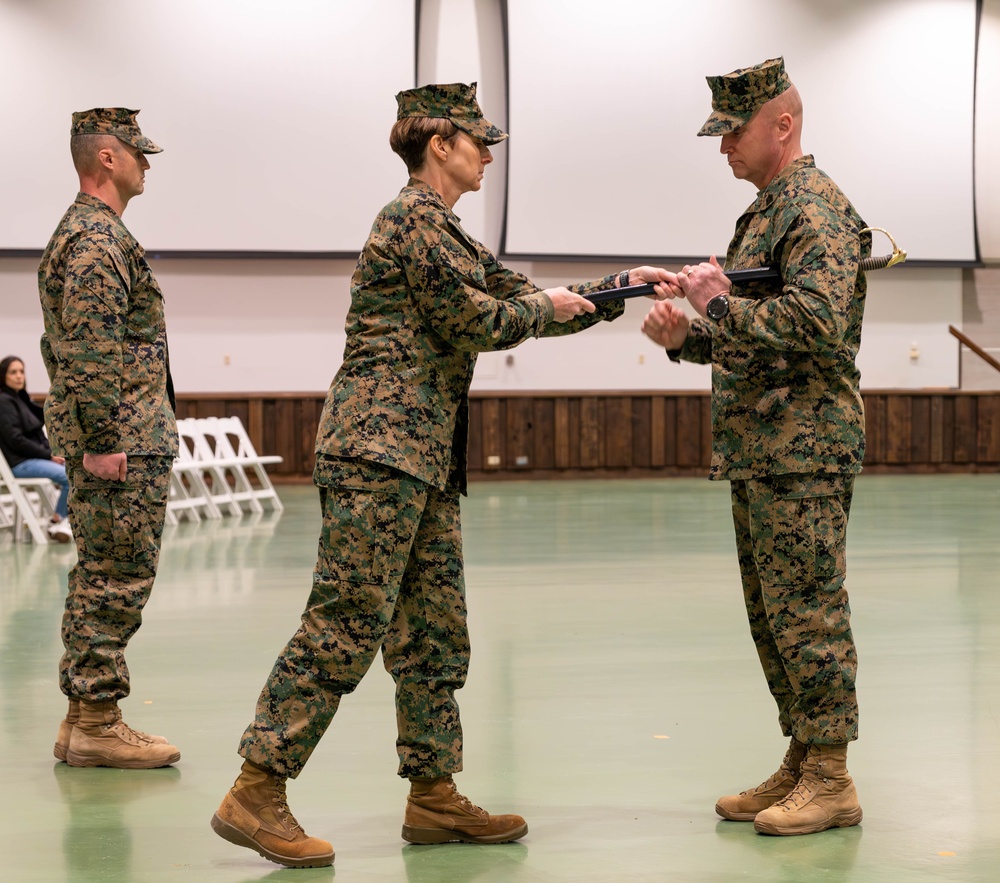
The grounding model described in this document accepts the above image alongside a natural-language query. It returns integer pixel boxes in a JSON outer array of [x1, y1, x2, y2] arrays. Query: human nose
[[481, 146, 493, 165]]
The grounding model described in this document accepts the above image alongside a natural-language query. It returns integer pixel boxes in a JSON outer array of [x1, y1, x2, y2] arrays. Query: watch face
[[707, 295, 728, 320]]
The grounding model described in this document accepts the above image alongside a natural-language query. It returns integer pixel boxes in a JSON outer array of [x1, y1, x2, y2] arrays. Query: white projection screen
[[0, 0, 416, 255], [503, 0, 978, 264]]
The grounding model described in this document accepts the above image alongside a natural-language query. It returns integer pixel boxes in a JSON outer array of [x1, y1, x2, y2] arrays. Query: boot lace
[[772, 778, 814, 810], [772, 756, 825, 810], [740, 741, 806, 797], [102, 711, 154, 746], [741, 770, 785, 797], [441, 779, 486, 816], [271, 780, 303, 833], [740, 757, 800, 797]]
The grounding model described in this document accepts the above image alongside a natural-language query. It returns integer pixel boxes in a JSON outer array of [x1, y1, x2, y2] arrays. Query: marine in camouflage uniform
[[242, 178, 626, 776], [211, 82, 673, 869], [642, 58, 867, 835], [39, 108, 180, 770]]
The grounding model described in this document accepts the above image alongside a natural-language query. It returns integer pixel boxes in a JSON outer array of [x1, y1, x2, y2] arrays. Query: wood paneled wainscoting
[[175, 390, 1000, 483]]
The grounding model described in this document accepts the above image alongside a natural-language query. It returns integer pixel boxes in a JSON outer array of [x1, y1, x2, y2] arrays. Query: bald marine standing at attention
[[642, 57, 869, 837]]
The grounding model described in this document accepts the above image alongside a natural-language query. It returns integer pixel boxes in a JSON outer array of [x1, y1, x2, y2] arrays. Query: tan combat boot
[[65, 700, 180, 769], [402, 775, 528, 844], [54, 698, 169, 762], [753, 743, 863, 835], [715, 737, 807, 821], [211, 761, 334, 868]]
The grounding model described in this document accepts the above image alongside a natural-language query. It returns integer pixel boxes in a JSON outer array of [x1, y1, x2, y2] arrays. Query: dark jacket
[[0, 387, 52, 467]]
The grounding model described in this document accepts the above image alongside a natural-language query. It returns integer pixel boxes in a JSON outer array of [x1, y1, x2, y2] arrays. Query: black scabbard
[[584, 266, 782, 303]]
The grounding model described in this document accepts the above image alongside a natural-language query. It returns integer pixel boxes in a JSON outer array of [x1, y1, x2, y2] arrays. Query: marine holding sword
[[642, 57, 868, 836]]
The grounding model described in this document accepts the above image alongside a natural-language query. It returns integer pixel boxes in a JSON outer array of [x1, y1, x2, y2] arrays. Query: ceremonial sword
[[584, 226, 906, 304]]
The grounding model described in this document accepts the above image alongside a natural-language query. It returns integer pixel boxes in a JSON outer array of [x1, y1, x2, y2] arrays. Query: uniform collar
[[74, 191, 119, 214], [404, 177, 459, 218], [752, 154, 816, 209]]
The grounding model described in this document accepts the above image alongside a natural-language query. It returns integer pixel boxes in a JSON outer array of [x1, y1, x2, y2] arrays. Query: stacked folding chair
[[167, 416, 284, 522], [174, 418, 242, 518], [194, 417, 263, 515], [0, 449, 58, 544], [167, 424, 223, 525], [211, 416, 284, 513]]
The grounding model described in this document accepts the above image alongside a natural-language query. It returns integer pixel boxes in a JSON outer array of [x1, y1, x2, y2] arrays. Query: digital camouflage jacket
[[676, 155, 871, 480], [317, 179, 624, 493], [38, 193, 177, 459]]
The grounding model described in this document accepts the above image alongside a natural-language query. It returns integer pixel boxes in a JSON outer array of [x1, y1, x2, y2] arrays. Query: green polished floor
[[2, 474, 998, 882]]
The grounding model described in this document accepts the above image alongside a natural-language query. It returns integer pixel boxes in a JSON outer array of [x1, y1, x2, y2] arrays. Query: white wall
[[2, 256, 357, 395], [504, 0, 978, 264], [4, 0, 997, 395], [0, 0, 415, 253]]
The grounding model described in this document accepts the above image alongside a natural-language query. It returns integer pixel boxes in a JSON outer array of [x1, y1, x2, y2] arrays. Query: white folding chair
[[0, 484, 18, 536], [166, 467, 205, 524], [167, 423, 223, 524], [195, 417, 263, 515], [176, 417, 243, 517], [0, 449, 55, 544], [214, 416, 284, 512]]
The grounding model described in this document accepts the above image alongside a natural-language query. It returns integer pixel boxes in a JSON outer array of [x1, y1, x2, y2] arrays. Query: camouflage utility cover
[[677, 156, 870, 479], [38, 194, 178, 458], [395, 82, 508, 145], [698, 57, 791, 136], [316, 178, 622, 494], [71, 107, 163, 154]]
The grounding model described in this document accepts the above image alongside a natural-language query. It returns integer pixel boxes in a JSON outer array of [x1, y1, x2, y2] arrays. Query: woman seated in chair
[[0, 355, 71, 542]]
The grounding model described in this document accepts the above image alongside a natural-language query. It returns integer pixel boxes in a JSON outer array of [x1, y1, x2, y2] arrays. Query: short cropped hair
[[389, 117, 458, 174], [70, 133, 119, 175]]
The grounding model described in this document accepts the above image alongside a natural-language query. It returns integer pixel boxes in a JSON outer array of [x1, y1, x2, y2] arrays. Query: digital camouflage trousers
[[60, 455, 172, 702], [240, 456, 469, 779], [731, 473, 858, 744]]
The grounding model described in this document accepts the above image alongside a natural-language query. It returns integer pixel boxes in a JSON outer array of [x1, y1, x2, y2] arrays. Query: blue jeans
[[11, 458, 70, 519]]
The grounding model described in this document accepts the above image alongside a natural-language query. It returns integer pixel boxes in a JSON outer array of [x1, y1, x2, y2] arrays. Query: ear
[[97, 146, 116, 171], [427, 134, 450, 164], [775, 112, 793, 141]]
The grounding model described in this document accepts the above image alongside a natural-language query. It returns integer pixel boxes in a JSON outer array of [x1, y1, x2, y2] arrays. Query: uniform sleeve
[[480, 247, 541, 302], [675, 317, 714, 364], [399, 207, 555, 353], [479, 245, 625, 341], [725, 198, 862, 354], [56, 238, 130, 453]]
